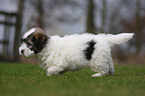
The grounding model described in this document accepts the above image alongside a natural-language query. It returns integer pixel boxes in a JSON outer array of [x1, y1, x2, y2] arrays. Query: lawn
[[0, 62, 145, 96]]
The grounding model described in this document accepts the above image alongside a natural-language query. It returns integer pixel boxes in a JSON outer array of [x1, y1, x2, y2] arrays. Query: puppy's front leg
[[47, 66, 64, 76]]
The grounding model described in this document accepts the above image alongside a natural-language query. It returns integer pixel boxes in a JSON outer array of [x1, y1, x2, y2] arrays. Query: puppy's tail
[[106, 33, 134, 46]]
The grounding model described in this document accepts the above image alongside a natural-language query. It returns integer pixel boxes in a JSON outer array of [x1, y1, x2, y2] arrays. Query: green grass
[[0, 62, 145, 96]]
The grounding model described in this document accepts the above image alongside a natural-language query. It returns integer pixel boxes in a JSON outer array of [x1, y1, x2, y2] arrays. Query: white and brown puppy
[[19, 28, 48, 57], [19, 28, 134, 77]]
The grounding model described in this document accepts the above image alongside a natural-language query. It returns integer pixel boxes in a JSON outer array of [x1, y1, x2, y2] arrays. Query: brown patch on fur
[[33, 28, 48, 43], [25, 28, 49, 54], [31, 28, 49, 54]]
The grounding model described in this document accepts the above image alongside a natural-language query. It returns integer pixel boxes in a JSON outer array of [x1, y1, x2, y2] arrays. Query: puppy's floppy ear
[[32, 28, 49, 54]]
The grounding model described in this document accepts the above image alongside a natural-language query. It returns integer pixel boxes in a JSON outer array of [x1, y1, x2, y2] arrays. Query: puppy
[[19, 28, 134, 77]]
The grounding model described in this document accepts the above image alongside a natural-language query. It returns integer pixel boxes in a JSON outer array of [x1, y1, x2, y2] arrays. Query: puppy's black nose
[[21, 50, 24, 54]]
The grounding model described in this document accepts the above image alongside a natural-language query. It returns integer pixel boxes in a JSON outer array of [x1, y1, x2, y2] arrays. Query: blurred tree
[[121, 0, 145, 57], [29, 0, 44, 28], [101, 0, 107, 33], [14, 0, 25, 62], [108, 0, 124, 34], [86, 0, 96, 34], [27, 0, 84, 29], [134, 0, 142, 56]]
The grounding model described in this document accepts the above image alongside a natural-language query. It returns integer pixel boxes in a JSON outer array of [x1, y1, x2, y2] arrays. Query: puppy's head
[[19, 28, 48, 57]]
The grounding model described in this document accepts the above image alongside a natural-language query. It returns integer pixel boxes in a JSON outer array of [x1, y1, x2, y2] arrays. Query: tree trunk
[[101, 0, 107, 33], [86, 0, 96, 34], [135, 0, 141, 56], [14, 0, 25, 62], [36, 0, 44, 29]]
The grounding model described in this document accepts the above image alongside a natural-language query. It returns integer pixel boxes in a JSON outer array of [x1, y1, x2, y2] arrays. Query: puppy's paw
[[92, 73, 104, 77], [47, 73, 52, 76]]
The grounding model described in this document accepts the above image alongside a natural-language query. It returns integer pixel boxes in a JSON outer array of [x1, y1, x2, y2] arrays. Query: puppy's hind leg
[[91, 64, 109, 77], [108, 57, 114, 76], [91, 57, 114, 77]]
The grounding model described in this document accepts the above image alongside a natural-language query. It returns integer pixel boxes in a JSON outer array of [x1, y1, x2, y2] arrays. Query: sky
[[0, 0, 17, 12]]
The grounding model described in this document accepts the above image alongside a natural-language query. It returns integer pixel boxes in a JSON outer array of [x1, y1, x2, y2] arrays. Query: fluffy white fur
[[19, 29, 134, 77]]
